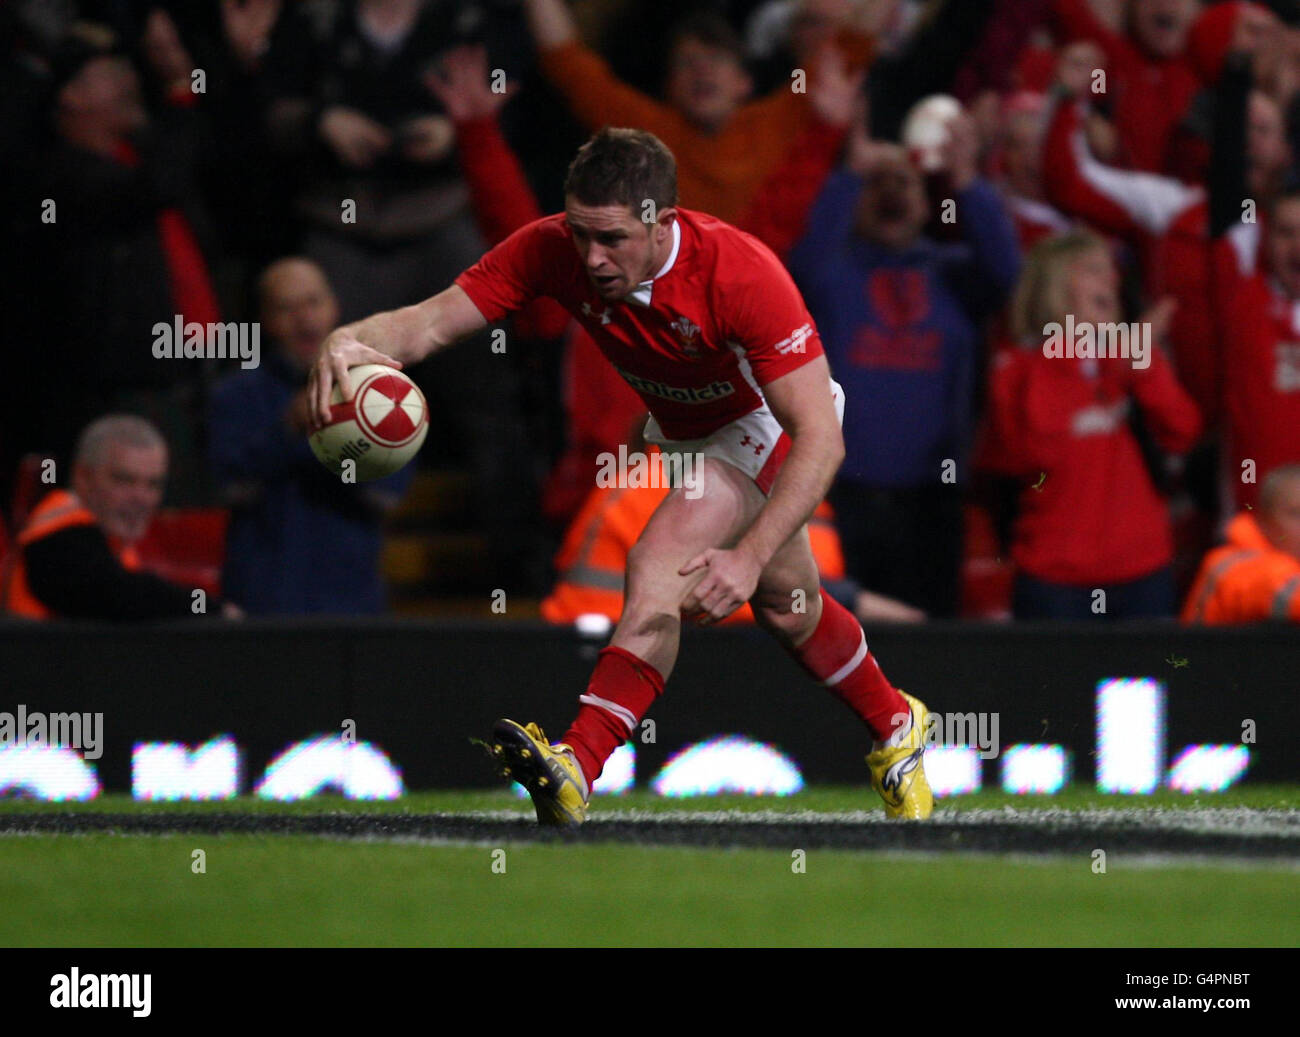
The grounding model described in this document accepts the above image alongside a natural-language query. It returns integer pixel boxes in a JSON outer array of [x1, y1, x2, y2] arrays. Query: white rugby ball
[[901, 94, 963, 173], [309, 364, 428, 481]]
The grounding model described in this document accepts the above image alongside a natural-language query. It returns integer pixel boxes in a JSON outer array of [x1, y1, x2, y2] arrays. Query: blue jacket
[[789, 172, 1020, 487], [208, 352, 412, 614]]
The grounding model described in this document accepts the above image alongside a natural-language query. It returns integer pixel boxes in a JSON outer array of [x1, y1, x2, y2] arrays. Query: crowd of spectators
[[3, 0, 1300, 624]]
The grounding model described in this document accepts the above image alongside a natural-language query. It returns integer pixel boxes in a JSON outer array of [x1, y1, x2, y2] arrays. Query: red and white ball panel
[[309, 364, 429, 481]]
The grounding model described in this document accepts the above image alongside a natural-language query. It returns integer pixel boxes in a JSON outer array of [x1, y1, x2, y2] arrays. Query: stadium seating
[[135, 509, 229, 599]]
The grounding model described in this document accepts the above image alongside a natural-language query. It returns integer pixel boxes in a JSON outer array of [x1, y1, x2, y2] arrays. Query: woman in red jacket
[[984, 231, 1202, 619]]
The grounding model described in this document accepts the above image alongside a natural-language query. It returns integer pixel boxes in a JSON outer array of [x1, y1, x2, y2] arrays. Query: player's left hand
[[678, 546, 763, 624]]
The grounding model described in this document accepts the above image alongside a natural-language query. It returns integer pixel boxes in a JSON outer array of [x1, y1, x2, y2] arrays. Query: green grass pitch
[[1, 785, 1296, 947]]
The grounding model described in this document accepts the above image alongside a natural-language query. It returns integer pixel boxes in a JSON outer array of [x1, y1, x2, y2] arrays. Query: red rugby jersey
[[454, 208, 825, 440]]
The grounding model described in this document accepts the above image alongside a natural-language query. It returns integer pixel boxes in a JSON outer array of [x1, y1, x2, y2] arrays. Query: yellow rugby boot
[[865, 691, 934, 819], [489, 719, 589, 826]]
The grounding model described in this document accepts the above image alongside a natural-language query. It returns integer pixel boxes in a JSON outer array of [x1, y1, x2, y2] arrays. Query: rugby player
[[309, 128, 933, 822]]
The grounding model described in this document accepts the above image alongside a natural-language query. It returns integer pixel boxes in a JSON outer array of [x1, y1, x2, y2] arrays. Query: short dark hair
[[668, 11, 746, 67], [564, 128, 679, 218]]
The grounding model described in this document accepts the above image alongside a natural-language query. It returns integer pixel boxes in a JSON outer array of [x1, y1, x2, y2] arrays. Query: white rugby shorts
[[642, 378, 845, 496]]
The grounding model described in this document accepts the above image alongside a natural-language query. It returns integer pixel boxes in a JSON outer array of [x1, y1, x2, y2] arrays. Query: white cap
[[901, 94, 963, 173]]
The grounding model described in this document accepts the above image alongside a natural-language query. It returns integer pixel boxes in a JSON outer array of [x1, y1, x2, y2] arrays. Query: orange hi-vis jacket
[[1, 490, 141, 619], [1181, 512, 1300, 624], [540, 482, 847, 625]]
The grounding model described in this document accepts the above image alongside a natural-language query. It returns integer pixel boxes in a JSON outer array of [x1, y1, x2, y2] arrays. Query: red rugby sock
[[562, 645, 665, 786], [786, 588, 910, 742]]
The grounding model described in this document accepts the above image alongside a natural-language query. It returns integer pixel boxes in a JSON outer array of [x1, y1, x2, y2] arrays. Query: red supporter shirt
[[1212, 229, 1300, 509], [454, 208, 825, 440], [984, 342, 1201, 585], [1042, 98, 1222, 420], [1051, 0, 1204, 175]]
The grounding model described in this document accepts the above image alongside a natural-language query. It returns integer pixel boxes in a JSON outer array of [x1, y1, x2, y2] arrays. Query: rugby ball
[[309, 364, 428, 481]]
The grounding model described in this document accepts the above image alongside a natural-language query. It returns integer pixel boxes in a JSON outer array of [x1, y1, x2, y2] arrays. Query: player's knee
[[753, 587, 821, 645], [625, 538, 657, 581]]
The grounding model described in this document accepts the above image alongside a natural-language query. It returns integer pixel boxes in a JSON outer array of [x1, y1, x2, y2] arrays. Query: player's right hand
[[309, 331, 403, 429]]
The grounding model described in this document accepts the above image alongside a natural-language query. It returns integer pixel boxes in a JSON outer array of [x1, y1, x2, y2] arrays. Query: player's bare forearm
[[738, 423, 843, 569], [738, 358, 844, 568], [339, 287, 483, 364], [310, 285, 487, 425], [676, 360, 841, 622], [334, 303, 431, 367]]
